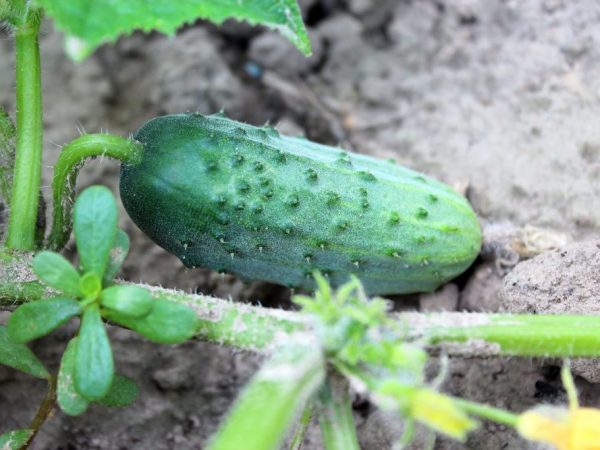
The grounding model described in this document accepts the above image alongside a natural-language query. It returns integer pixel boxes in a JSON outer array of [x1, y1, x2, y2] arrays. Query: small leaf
[[0, 429, 34, 449], [32, 251, 81, 297], [100, 285, 153, 318], [8, 297, 81, 343], [75, 304, 114, 400], [0, 326, 49, 379], [57, 337, 89, 416], [79, 272, 102, 299], [74, 186, 117, 278], [103, 229, 130, 285], [96, 374, 139, 408], [35, 0, 311, 61], [104, 299, 199, 344]]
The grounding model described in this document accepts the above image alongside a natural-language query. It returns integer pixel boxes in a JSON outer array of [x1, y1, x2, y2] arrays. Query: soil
[[1, 0, 600, 448]]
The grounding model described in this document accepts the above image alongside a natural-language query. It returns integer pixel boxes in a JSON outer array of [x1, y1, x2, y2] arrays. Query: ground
[[1, 0, 600, 448]]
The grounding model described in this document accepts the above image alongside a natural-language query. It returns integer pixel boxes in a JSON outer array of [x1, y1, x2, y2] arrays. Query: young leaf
[[8, 297, 82, 343], [35, 0, 311, 61], [104, 299, 199, 344], [75, 304, 114, 400], [57, 337, 89, 416], [103, 229, 130, 285], [96, 374, 139, 408], [0, 429, 33, 450], [207, 343, 325, 450], [0, 325, 49, 379], [78, 272, 102, 299], [73, 185, 117, 278], [33, 251, 81, 297], [100, 285, 153, 318]]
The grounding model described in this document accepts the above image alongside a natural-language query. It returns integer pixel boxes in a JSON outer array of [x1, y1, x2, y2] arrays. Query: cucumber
[[119, 113, 481, 295]]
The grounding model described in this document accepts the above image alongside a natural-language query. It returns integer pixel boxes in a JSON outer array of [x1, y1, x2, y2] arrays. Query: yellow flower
[[517, 365, 600, 450], [517, 407, 600, 450]]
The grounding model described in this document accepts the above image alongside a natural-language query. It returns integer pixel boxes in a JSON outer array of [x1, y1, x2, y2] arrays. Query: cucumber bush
[[0, 1, 598, 450]]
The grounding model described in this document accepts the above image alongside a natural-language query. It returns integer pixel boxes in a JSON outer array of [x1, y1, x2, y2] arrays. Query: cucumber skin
[[119, 113, 481, 295]]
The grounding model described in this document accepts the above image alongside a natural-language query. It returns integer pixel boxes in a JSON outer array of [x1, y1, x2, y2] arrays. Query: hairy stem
[[289, 402, 314, 450], [3, 252, 600, 357], [6, 9, 43, 250], [48, 134, 143, 250], [20, 376, 57, 450], [453, 398, 518, 428], [317, 375, 360, 450]]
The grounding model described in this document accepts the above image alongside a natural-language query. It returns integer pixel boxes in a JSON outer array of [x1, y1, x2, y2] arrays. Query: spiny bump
[[287, 194, 300, 208], [416, 207, 429, 219], [232, 153, 245, 166], [206, 161, 219, 172], [262, 189, 274, 200], [358, 171, 377, 182], [389, 211, 401, 224], [237, 180, 251, 194], [336, 221, 349, 231], [325, 191, 341, 205], [428, 194, 439, 203], [254, 161, 265, 172], [305, 168, 318, 183]]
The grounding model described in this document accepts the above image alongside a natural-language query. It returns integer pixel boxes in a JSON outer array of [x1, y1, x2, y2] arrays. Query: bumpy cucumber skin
[[120, 113, 481, 295]]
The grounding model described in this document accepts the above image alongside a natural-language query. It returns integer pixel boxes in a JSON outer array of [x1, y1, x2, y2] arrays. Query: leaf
[[7, 297, 81, 343], [32, 251, 81, 297], [96, 374, 139, 408], [0, 326, 49, 379], [75, 304, 114, 400], [57, 337, 89, 416], [0, 429, 33, 450], [73, 186, 117, 278], [34, 0, 311, 61], [104, 299, 199, 344], [103, 229, 130, 285], [100, 285, 153, 318], [78, 272, 102, 299]]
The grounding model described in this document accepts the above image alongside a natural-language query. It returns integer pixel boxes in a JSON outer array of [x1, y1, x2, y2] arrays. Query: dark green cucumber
[[120, 113, 481, 295]]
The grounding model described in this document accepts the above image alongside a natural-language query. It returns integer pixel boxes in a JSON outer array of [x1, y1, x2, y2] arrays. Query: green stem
[[289, 402, 314, 450], [317, 375, 360, 450], [413, 313, 600, 357], [48, 134, 143, 250], [453, 398, 518, 428], [6, 9, 43, 250], [207, 342, 325, 450]]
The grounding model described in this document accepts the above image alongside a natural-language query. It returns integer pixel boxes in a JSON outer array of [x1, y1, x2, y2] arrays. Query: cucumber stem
[[48, 134, 143, 250], [6, 9, 43, 250]]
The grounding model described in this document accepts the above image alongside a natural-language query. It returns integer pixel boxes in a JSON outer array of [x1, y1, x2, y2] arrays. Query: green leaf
[[34, 0, 311, 61], [57, 337, 89, 416], [103, 229, 130, 285], [0, 429, 33, 450], [73, 186, 117, 278], [104, 299, 199, 344], [7, 297, 82, 343], [100, 285, 153, 318], [0, 325, 49, 379], [32, 251, 81, 297], [79, 272, 102, 299], [96, 374, 139, 408], [207, 343, 325, 450], [75, 304, 114, 400]]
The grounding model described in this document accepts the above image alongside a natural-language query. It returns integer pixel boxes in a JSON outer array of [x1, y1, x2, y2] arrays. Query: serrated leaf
[[7, 297, 81, 343], [0, 326, 49, 379], [100, 285, 153, 318], [57, 337, 89, 416], [104, 299, 199, 344], [74, 186, 117, 278], [34, 0, 311, 61], [33, 251, 81, 297], [96, 374, 139, 408], [0, 429, 33, 450], [75, 304, 114, 400], [103, 229, 130, 285]]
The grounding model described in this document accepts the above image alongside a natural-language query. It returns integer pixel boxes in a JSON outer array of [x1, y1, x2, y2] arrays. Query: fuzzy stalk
[[3, 252, 600, 357], [48, 134, 143, 250], [6, 9, 43, 250], [317, 375, 360, 450], [206, 341, 325, 450]]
